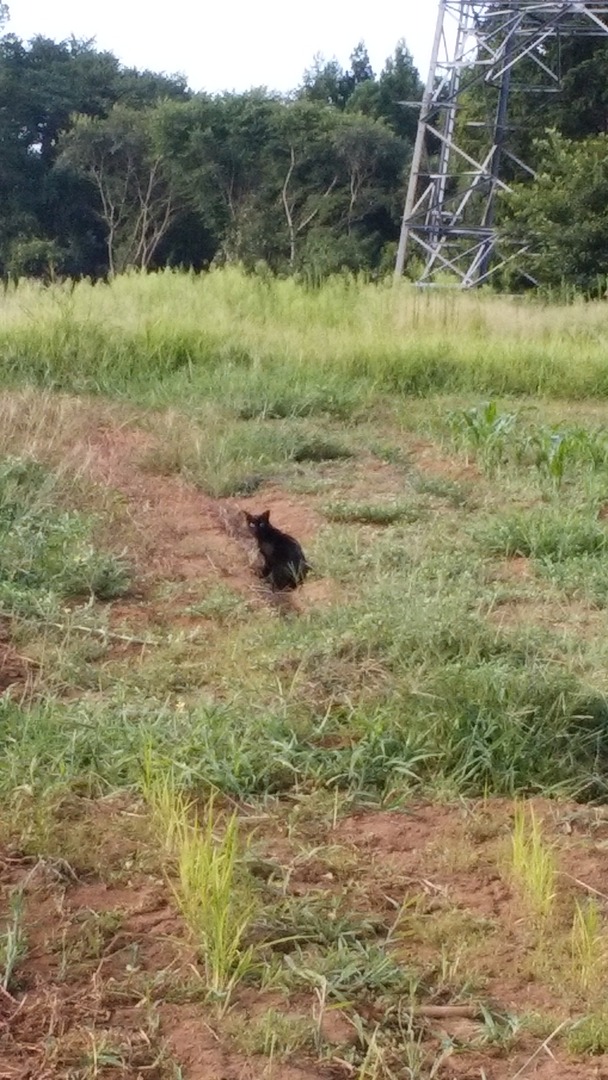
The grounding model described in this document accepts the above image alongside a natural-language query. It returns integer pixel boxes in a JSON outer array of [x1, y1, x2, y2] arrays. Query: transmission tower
[[394, 1, 608, 288]]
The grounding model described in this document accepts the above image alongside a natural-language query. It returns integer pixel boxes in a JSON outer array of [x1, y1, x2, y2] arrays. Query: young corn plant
[[509, 804, 556, 932], [448, 400, 517, 474], [527, 428, 581, 492], [527, 425, 608, 492]]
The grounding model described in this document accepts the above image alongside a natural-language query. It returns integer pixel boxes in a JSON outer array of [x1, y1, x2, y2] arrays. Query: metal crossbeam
[[394, 1, 608, 287]]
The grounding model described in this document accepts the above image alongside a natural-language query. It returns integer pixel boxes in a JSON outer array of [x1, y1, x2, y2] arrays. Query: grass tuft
[[0, 887, 27, 992], [571, 898, 607, 993], [509, 804, 556, 928], [322, 499, 425, 526], [142, 756, 257, 1014], [477, 508, 608, 561]]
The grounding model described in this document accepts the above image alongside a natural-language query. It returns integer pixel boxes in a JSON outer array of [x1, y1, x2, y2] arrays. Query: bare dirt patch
[[0, 836, 191, 1078], [80, 426, 255, 594], [0, 808, 335, 1080]]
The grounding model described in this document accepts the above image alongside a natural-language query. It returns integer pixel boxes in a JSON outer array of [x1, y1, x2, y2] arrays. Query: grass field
[[2, 270, 608, 1078]]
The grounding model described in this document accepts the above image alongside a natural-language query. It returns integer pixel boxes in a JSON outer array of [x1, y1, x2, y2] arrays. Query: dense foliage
[[0, 29, 421, 280], [456, 10, 608, 292]]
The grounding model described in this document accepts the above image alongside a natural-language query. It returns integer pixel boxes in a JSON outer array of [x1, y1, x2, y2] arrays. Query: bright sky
[[5, 1, 437, 94]]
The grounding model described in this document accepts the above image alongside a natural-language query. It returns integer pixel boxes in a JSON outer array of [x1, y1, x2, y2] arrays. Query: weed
[[410, 472, 469, 507], [174, 802, 257, 1012], [520, 1010, 566, 1039], [283, 937, 417, 999], [354, 1024, 388, 1080], [185, 586, 251, 623], [69, 909, 124, 962], [460, 1007, 519, 1051], [0, 455, 131, 612], [291, 436, 353, 463], [537, 553, 608, 606], [227, 1006, 317, 1060], [477, 508, 608, 561]]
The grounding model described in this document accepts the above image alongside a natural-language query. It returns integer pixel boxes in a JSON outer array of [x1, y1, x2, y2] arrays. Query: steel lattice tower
[[394, 1, 608, 288]]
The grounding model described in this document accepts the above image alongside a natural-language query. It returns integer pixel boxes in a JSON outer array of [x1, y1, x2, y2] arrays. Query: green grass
[[567, 1012, 608, 1055], [0, 455, 131, 616], [143, 766, 257, 1014], [0, 888, 27, 992], [138, 411, 356, 496], [477, 508, 608, 561], [571, 899, 607, 993], [322, 499, 425, 525]]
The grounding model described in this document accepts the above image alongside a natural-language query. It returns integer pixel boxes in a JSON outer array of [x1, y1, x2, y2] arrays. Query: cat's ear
[[244, 511, 254, 523], [260, 509, 271, 523]]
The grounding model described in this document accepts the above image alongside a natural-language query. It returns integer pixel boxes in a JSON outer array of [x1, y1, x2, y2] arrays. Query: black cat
[[245, 510, 310, 590]]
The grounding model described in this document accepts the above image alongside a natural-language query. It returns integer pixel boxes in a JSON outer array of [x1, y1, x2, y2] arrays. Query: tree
[[0, 28, 423, 281], [500, 131, 608, 292], [0, 32, 190, 274], [347, 41, 422, 141], [154, 92, 283, 266], [271, 102, 340, 269], [301, 54, 353, 110], [59, 104, 187, 275], [300, 42, 374, 110], [332, 113, 404, 235], [350, 41, 374, 87]]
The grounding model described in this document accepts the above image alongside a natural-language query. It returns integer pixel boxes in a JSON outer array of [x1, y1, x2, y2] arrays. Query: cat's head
[[244, 509, 271, 537]]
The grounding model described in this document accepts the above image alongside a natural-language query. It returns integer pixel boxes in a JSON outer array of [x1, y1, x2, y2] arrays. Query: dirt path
[[72, 425, 328, 620]]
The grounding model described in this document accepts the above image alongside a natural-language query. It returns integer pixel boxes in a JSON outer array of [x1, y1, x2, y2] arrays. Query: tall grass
[[3, 269, 608, 403]]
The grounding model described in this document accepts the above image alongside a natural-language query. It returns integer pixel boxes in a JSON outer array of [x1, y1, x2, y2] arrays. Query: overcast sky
[[5, 1, 437, 94]]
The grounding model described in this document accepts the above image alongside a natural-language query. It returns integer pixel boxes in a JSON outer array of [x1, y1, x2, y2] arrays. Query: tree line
[[1, 3, 608, 291], [0, 14, 422, 282]]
